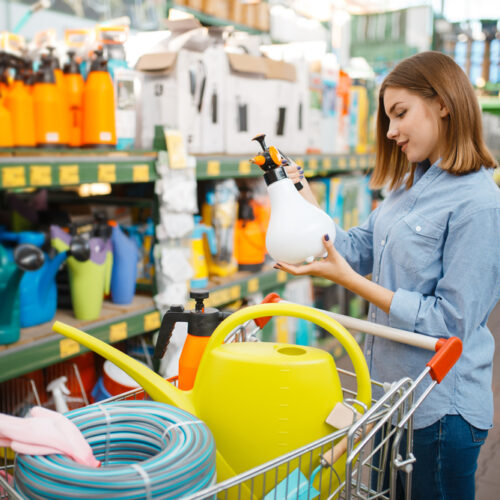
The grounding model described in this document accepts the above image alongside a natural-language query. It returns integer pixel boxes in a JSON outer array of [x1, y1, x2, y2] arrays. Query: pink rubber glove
[[0, 406, 100, 467]]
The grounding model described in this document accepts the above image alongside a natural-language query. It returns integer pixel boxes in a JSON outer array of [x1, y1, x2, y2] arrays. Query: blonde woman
[[279, 51, 500, 499]]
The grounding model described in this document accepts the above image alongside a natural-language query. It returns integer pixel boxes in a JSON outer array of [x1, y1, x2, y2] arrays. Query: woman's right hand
[[283, 161, 305, 186]]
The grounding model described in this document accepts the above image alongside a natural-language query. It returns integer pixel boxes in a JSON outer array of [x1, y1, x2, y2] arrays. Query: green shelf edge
[[0, 268, 298, 383]]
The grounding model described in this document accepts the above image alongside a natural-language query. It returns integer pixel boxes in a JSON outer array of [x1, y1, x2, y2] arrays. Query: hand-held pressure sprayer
[[250, 133, 336, 265]]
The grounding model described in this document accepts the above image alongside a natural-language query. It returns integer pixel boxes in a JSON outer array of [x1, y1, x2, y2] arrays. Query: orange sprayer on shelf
[[33, 54, 64, 147], [4, 58, 35, 147], [63, 51, 84, 147], [82, 49, 116, 148], [153, 289, 230, 390], [0, 90, 13, 148]]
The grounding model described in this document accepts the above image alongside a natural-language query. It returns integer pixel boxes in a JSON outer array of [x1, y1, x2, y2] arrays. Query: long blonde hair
[[371, 51, 497, 190]]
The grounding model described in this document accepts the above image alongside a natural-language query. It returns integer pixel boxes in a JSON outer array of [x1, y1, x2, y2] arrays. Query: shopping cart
[[0, 300, 461, 500]]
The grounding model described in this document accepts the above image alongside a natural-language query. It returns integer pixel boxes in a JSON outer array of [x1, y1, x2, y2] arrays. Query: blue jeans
[[374, 414, 488, 499]]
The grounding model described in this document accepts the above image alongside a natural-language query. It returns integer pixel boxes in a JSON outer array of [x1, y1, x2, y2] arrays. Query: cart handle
[[263, 293, 463, 384]]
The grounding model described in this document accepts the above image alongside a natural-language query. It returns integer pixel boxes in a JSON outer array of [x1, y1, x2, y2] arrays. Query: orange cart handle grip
[[427, 337, 463, 383]]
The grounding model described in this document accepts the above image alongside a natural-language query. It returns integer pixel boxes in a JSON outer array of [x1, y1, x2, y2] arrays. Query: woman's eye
[[397, 110, 406, 118]]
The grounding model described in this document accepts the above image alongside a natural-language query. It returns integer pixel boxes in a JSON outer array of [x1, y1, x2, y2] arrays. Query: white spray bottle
[[251, 134, 335, 265]]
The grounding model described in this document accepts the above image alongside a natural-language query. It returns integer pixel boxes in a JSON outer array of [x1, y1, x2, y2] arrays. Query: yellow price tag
[[349, 157, 357, 169], [2, 166, 26, 188], [230, 285, 241, 301], [59, 338, 80, 358], [360, 156, 367, 168], [144, 311, 161, 331], [165, 129, 187, 169], [110, 322, 128, 342], [247, 278, 259, 293], [59, 165, 79, 185], [98, 164, 116, 183], [277, 270, 287, 283], [207, 160, 220, 176], [309, 157, 318, 170], [295, 158, 305, 168], [322, 158, 332, 169], [30, 166, 52, 186], [339, 157, 347, 170], [238, 160, 251, 175], [133, 164, 150, 182]]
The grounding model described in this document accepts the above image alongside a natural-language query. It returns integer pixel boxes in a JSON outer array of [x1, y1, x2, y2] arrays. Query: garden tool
[[52, 302, 372, 499]]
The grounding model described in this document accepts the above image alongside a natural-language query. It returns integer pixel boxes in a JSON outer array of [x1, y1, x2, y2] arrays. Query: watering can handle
[[198, 302, 372, 411]]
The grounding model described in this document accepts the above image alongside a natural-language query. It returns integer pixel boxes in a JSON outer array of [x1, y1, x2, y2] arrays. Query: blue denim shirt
[[334, 161, 500, 430]]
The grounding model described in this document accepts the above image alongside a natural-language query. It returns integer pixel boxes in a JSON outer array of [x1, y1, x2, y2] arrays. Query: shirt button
[[381, 239, 385, 246], [375, 275, 379, 281], [366, 350, 372, 356], [416, 225, 422, 232], [371, 312, 376, 319]]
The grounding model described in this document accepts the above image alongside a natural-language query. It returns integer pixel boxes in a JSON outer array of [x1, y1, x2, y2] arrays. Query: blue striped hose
[[14, 401, 216, 499]]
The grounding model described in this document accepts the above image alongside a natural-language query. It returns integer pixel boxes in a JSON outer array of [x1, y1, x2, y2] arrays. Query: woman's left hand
[[274, 234, 355, 288]]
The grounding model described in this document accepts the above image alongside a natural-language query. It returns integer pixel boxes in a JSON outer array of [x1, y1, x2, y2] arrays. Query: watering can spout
[[51, 321, 196, 414]]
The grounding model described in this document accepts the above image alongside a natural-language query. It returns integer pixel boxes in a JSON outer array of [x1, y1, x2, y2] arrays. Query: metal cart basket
[[1, 305, 461, 500]]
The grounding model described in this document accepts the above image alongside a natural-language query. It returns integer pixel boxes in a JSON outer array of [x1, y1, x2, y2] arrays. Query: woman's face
[[383, 87, 449, 165]]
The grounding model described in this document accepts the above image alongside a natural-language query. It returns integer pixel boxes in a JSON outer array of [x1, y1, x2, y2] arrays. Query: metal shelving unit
[[0, 266, 298, 382]]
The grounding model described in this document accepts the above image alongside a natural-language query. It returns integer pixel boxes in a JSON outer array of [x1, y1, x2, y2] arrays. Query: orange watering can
[[52, 302, 372, 498]]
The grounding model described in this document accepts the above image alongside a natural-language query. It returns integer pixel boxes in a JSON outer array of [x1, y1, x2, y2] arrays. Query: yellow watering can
[[53, 302, 371, 498]]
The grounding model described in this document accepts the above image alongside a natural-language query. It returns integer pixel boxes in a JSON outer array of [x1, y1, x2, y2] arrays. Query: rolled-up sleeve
[[389, 208, 500, 338], [334, 205, 380, 276]]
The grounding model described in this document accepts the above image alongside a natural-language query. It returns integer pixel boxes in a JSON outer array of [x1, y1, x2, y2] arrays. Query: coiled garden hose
[[14, 401, 216, 499]]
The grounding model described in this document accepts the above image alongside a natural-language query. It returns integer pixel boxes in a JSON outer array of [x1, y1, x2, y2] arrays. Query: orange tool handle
[[426, 337, 462, 383], [253, 292, 282, 329]]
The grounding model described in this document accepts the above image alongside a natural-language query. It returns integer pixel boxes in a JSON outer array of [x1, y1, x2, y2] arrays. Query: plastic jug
[[0, 244, 44, 344], [53, 302, 371, 498], [63, 51, 84, 148], [0, 91, 14, 148], [51, 226, 111, 321], [109, 222, 138, 305], [190, 216, 217, 288]]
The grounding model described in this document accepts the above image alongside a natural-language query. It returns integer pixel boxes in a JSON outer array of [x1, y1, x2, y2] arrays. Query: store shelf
[[0, 151, 158, 189], [196, 153, 375, 180], [167, 3, 266, 35], [479, 97, 500, 117], [0, 267, 297, 382]]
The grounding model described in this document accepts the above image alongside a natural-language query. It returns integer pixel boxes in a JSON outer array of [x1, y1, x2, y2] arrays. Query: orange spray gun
[[153, 290, 231, 390], [251, 133, 303, 191]]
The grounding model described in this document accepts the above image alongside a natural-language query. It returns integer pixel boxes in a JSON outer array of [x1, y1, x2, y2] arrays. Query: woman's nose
[[387, 123, 398, 140]]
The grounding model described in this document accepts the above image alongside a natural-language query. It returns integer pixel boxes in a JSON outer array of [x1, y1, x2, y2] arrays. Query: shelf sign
[[110, 321, 128, 342], [295, 158, 305, 168], [322, 158, 332, 169], [349, 156, 357, 169], [238, 160, 251, 175], [59, 165, 80, 185], [144, 311, 161, 331], [30, 165, 52, 186], [133, 164, 150, 182], [338, 157, 347, 170], [206, 160, 220, 176], [2, 166, 26, 188], [59, 338, 80, 358], [98, 164, 116, 183], [247, 278, 259, 293], [309, 157, 318, 170], [277, 270, 287, 283]]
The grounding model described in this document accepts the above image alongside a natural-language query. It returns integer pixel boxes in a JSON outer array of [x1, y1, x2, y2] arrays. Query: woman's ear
[[438, 97, 449, 118]]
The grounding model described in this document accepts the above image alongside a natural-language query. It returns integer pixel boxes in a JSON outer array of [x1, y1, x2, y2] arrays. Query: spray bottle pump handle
[[153, 305, 187, 372]]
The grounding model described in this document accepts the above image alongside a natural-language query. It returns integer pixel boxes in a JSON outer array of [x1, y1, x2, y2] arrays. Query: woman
[[278, 51, 500, 499]]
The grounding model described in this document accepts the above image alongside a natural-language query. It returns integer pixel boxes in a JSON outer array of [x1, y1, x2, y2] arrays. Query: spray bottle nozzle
[[190, 289, 209, 311], [252, 133, 267, 152]]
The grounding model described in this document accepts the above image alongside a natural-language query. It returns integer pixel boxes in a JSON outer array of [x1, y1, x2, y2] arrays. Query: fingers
[[274, 261, 315, 276], [322, 233, 336, 258], [283, 163, 304, 184]]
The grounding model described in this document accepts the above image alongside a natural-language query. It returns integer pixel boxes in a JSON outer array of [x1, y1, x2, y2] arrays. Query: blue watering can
[[0, 230, 90, 328], [0, 243, 44, 344], [109, 222, 139, 305]]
